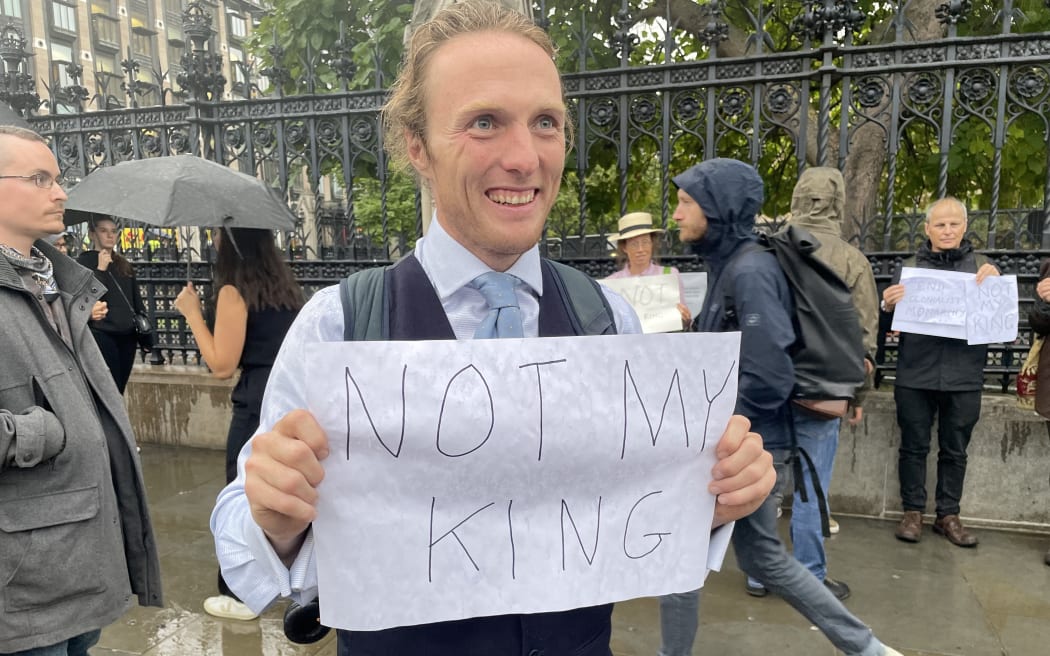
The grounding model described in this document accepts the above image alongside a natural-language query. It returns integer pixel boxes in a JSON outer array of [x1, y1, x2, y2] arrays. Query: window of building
[[163, 0, 183, 14], [167, 42, 184, 71], [50, 41, 75, 88], [229, 14, 247, 40], [95, 52, 119, 79], [91, 13, 121, 49], [228, 44, 246, 84], [51, 0, 76, 33], [90, 0, 113, 14], [2, 0, 22, 19]]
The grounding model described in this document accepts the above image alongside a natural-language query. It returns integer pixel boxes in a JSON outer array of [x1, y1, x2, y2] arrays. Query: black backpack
[[724, 226, 866, 537], [725, 224, 866, 405]]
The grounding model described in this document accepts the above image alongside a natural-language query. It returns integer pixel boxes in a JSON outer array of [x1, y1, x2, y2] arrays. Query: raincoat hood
[[673, 158, 764, 268], [790, 167, 846, 235]]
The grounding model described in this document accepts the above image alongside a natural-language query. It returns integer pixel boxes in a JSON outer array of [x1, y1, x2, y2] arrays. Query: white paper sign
[[891, 268, 1018, 344], [680, 272, 708, 320], [599, 274, 682, 333], [965, 275, 1018, 344], [305, 333, 740, 631]]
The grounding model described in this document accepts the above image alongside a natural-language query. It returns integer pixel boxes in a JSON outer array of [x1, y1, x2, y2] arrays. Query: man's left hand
[[709, 415, 774, 528]]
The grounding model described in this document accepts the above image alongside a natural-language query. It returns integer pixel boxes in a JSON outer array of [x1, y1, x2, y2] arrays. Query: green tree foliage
[[251, 0, 1050, 246]]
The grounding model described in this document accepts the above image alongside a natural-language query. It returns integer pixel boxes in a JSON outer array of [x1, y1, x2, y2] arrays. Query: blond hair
[[926, 196, 968, 223], [381, 0, 566, 172]]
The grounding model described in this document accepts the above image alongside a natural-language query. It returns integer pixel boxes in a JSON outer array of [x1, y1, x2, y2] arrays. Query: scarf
[[0, 242, 60, 302]]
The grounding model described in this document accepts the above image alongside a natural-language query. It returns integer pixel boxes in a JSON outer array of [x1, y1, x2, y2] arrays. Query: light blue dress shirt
[[210, 216, 730, 612]]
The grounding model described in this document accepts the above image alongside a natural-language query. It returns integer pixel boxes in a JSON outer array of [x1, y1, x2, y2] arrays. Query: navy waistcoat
[[337, 255, 614, 656]]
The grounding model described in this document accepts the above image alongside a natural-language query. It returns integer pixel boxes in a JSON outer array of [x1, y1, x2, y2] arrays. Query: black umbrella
[[63, 155, 296, 231], [64, 155, 297, 278]]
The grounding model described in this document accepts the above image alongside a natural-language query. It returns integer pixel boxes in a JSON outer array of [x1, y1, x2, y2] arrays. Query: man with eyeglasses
[[0, 125, 162, 655]]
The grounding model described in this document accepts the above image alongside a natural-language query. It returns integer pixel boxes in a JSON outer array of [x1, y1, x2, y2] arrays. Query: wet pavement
[[95, 445, 1050, 655]]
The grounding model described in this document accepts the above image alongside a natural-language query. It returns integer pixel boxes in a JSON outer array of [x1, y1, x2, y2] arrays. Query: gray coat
[[0, 240, 161, 652]]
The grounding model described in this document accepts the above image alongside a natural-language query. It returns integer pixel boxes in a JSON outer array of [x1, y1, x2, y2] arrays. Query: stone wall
[[126, 367, 1050, 531]]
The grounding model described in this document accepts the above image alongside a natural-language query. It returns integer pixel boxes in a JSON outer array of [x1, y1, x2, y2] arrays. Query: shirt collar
[[416, 212, 544, 301]]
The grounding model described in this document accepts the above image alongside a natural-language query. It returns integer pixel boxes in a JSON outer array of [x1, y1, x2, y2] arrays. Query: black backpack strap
[[543, 260, 617, 335], [339, 266, 387, 341], [720, 240, 768, 330], [786, 404, 832, 538]]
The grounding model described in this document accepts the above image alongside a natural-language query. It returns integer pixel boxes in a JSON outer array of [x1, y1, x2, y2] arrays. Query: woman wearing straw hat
[[607, 211, 692, 327]]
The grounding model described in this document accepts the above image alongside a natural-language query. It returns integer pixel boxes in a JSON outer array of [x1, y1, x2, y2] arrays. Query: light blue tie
[[471, 271, 524, 339]]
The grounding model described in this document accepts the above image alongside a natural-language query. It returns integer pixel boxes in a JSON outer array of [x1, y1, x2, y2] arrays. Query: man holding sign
[[210, 3, 775, 654], [881, 197, 999, 547]]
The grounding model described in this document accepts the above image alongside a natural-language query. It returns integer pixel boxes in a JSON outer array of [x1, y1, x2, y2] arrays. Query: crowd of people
[[0, 1, 1045, 655]]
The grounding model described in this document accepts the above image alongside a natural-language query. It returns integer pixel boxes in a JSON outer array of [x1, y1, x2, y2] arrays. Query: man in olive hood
[[748, 166, 878, 599]]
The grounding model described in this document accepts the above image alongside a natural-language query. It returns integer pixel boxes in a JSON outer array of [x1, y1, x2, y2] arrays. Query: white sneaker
[[828, 517, 840, 534], [882, 646, 904, 656], [203, 595, 259, 621]]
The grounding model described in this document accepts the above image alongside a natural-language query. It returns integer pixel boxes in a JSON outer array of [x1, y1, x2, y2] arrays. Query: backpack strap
[[720, 240, 768, 329], [342, 258, 617, 340], [787, 405, 832, 538], [543, 260, 617, 336], [339, 266, 387, 341]]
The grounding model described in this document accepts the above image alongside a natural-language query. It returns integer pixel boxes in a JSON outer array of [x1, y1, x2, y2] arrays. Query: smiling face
[[0, 135, 68, 254], [924, 199, 967, 253], [406, 31, 566, 271]]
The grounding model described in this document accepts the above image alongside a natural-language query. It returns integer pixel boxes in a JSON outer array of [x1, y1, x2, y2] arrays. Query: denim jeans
[[895, 387, 981, 516], [658, 448, 885, 656], [790, 414, 841, 581], [4, 630, 101, 656]]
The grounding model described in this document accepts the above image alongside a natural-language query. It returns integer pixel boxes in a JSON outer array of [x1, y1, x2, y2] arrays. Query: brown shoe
[[895, 510, 923, 543], [933, 514, 978, 547]]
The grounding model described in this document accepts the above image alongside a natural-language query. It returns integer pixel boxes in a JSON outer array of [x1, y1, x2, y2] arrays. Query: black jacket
[[676, 159, 796, 450], [76, 250, 144, 335], [889, 239, 991, 391]]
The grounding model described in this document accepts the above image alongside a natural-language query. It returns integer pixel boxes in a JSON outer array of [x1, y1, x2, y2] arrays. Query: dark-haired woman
[[174, 227, 303, 621], [78, 217, 146, 394]]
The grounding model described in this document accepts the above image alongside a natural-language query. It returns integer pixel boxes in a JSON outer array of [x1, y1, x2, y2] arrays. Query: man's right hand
[[244, 409, 330, 562]]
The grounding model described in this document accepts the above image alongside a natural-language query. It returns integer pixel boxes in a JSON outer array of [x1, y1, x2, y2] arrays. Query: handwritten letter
[[305, 333, 740, 631]]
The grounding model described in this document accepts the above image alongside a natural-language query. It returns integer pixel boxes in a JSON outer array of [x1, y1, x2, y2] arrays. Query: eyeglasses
[[0, 172, 64, 189]]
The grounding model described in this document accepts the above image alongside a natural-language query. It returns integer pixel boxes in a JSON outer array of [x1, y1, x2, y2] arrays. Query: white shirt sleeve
[[210, 286, 343, 612]]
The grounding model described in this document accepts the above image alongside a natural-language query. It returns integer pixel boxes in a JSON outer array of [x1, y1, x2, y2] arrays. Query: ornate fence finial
[[935, 0, 973, 25], [176, 1, 226, 99], [793, 0, 866, 43], [0, 22, 39, 115], [330, 23, 356, 88], [610, 8, 639, 61], [260, 37, 290, 93], [55, 62, 89, 109], [699, 0, 729, 48]]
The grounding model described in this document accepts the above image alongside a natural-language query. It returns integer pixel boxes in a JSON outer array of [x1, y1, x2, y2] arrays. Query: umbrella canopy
[[64, 155, 296, 231]]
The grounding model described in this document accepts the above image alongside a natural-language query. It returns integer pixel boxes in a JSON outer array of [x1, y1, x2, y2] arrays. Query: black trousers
[[90, 328, 137, 394], [894, 386, 981, 517]]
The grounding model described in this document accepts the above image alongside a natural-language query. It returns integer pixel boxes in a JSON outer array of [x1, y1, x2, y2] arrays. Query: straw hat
[[607, 212, 664, 245]]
